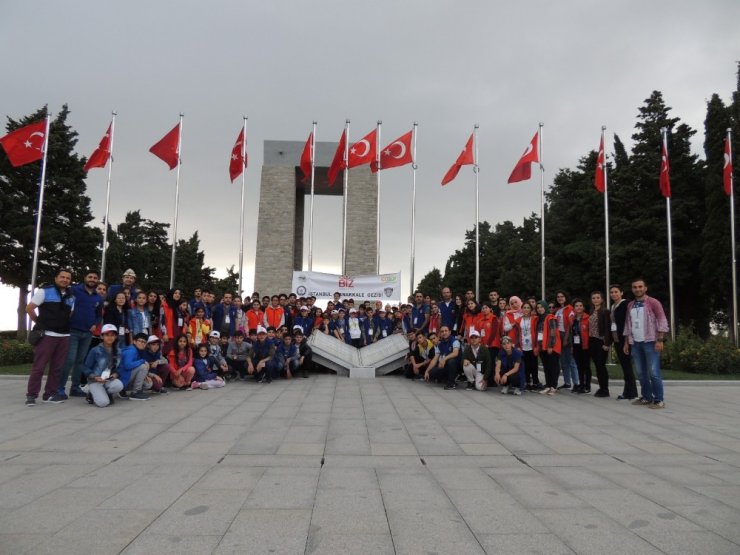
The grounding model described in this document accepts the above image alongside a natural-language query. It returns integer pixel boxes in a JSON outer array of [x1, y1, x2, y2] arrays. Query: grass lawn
[[605, 363, 740, 381], [0, 363, 31, 376]]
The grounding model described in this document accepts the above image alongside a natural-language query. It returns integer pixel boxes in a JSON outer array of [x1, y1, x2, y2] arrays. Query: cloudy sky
[[1, 0, 738, 327]]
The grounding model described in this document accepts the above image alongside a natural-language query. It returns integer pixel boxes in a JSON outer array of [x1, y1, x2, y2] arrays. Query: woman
[[609, 284, 638, 400], [589, 291, 613, 398], [103, 292, 129, 350], [83, 323, 125, 407], [535, 300, 561, 395], [569, 298, 590, 393], [162, 289, 186, 352], [453, 295, 465, 336], [477, 303, 500, 357], [427, 303, 441, 336], [145, 290, 163, 338], [500, 296, 522, 345], [518, 302, 542, 390], [167, 334, 196, 389], [555, 290, 579, 391], [461, 299, 481, 342]]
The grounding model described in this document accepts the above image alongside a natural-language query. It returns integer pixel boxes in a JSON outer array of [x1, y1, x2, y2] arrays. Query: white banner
[[292, 271, 402, 302]]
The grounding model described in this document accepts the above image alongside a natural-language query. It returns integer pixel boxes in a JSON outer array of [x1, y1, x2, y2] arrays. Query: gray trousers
[[127, 363, 148, 393], [88, 379, 124, 407]]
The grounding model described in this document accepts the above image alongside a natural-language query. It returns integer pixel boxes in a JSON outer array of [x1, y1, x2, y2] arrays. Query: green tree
[[416, 268, 443, 298], [211, 266, 240, 298], [0, 105, 101, 334]]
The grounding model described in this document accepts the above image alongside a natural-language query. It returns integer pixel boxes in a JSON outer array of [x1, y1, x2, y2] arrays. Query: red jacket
[[264, 305, 285, 329], [570, 313, 590, 350], [500, 311, 521, 345], [538, 313, 562, 355], [246, 309, 264, 332], [477, 312, 499, 348]]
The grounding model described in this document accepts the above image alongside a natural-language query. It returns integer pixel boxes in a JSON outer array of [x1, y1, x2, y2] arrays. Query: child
[[192, 344, 225, 390], [207, 331, 229, 379], [168, 334, 196, 389], [226, 331, 250, 380], [274, 334, 299, 379], [188, 307, 211, 346]]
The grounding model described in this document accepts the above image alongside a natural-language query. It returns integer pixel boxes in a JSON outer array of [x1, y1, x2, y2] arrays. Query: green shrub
[[0, 339, 34, 366], [663, 329, 740, 374]]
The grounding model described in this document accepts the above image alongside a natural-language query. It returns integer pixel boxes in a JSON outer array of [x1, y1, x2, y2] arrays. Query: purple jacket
[[622, 296, 669, 344]]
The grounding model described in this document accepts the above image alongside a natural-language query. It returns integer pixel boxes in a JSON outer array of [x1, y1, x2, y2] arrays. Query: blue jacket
[[411, 304, 430, 330], [293, 316, 314, 336], [438, 300, 458, 331], [127, 307, 152, 336], [83, 344, 120, 377], [212, 303, 238, 336], [273, 342, 298, 368], [69, 284, 103, 332], [193, 356, 219, 382], [120, 345, 147, 387]]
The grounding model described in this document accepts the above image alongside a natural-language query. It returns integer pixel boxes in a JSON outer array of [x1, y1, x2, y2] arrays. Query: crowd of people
[[24, 267, 670, 411]]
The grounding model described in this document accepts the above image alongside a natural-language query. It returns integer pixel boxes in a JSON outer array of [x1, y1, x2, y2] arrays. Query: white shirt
[[630, 303, 646, 343], [520, 317, 533, 351]]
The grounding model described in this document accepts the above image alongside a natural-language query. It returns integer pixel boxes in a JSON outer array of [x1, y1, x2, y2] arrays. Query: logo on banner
[[338, 275, 354, 288], [296, 286, 307, 296], [384, 287, 394, 297], [381, 275, 398, 283]]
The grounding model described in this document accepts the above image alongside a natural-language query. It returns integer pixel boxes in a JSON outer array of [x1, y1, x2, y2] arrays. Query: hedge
[[0, 339, 34, 366], [663, 329, 740, 374]]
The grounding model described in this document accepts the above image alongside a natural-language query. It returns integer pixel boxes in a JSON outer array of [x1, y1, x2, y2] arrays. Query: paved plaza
[[1, 374, 739, 555]]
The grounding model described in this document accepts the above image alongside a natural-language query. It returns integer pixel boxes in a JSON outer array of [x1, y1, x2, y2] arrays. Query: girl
[[535, 300, 562, 395], [162, 289, 186, 352], [427, 303, 441, 336], [555, 290, 579, 391], [477, 303, 500, 357], [518, 302, 542, 390], [589, 291, 612, 398], [104, 292, 129, 349], [453, 295, 465, 336], [167, 334, 196, 389], [83, 324, 124, 407], [145, 290, 163, 338], [192, 344, 226, 389], [461, 299, 481, 342], [188, 306, 211, 346], [127, 291, 152, 343], [569, 298, 590, 393]]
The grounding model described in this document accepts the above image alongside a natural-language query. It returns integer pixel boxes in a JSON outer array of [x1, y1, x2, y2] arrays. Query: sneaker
[[538, 387, 551, 395], [557, 384, 570, 390], [649, 401, 666, 409], [631, 398, 651, 406], [534, 383, 545, 390], [43, 394, 65, 404], [199, 382, 209, 390], [158, 388, 168, 394], [513, 388, 522, 396], [500, 386, 509, 395], [594, 390, 610, 398], [456, 375, 467, 383], [107, 393, 115, 405], [130, 390, 150, 401], [191, 381, 201, 389], [25, 395, 36, 406], [69, 386, 86, 397], [443, 383, 456, 390], [546, 388, 557, 395], [55, 391, 69, 401], [466, 381, 474, 391], [86, 391, 94, 405]]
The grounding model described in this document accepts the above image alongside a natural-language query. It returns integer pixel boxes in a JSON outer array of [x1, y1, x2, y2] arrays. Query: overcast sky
[[1, 0, 739, 326]]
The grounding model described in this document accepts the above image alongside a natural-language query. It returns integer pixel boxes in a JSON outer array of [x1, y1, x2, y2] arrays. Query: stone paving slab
[[0, 374, 739, 554]]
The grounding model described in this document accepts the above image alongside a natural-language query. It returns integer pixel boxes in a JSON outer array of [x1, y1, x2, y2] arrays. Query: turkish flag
[[441, 134, 474, 186], [149, 123, 180, 170], [84, 122, 113, 172], [347, 128, 377, 168], [327, 128, 347, 186], [372, 130, 413, 173], [0, 120, 46, 167], [594, 135, 605, 193], [299, 132, 313, 183], [724, 136, 733, 196], [508, 131, 539, 184], [660, 138, 671, 198], [229, 127, 247, 182]]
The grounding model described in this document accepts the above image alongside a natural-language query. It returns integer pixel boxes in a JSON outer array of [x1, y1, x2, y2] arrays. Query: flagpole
[[410, 122, 418, 295], [29, 112, 52, 296], [238, 116, 248, 296], [539, 122, 546, 300], [728, 128, 738, 347], [341, 119, 350, 274], [376, 120, 382, 274], [100, 111, 116, 283], [662, 128, 676, 341], [602, 126, 610, 308], [308, 121, 317, 271], [473, 124, 480, 301], [169, 113, 184, 290]]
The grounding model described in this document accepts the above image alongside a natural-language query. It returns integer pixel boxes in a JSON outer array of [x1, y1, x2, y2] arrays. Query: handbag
[[28, 327, 45, 346]]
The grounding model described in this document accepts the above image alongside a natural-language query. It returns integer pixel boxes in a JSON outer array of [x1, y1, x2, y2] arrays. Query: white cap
[[349, 308, 357, 313], [209, 330, 221, 338], [293, 325, 303, 331], [101, 324, 118, 335], [123, 268, 137, 277], [256, 325, 267, 334], [146, 335, 161, 345], [300, 305, 309, 311], [468, 328, 480, 337], [331, 310, 339, 315]]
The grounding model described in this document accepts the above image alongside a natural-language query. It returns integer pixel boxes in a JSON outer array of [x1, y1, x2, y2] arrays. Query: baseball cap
[[146, 335, 161, 345], [209, 331, 221, 338], [469, 328, 480, 337], [256, 325, 267, 335], [100, 324, 118, 335]]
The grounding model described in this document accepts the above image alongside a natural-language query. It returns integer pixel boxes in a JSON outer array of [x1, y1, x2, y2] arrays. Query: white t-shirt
[[348, 317, 362, 339], [630, 304, 646, 343], [520, 317, 533, 351]]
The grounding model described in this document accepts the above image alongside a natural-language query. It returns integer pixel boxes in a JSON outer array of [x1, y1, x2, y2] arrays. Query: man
[[411, 291, 430, 333], [438, 286, 458, 334], [623, 278, 669, 409], [249, 326, 277, 383], [107, 269, 138, 305], [58, 269, 103, 399], [264, 295, 285, 329], [25, 268, 76, 406], [494, 336, 524, 395], [462, 328, 493, 391], [212, 292, 238, 338], [201, 289, 214, 319], [430, 325, 460, 390], [610, 284, 638, 400], [119, 333, 151, 400], [487, 290, 500, 317], [293, 329, 312, 378], [188, 287, 203, 315]]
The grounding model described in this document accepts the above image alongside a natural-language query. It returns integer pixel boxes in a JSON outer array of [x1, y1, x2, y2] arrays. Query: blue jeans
[[559, 332, 579, 386], [630, 341, 663, 402], [58, 329, 93, 393]]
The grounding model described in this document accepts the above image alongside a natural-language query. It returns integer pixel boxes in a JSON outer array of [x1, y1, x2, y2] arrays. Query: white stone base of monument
[[350, 367, 375, 379]]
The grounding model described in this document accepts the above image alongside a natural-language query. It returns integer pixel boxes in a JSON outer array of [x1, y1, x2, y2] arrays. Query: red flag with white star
[[0, 120, 46, 167], [594, 135, 605, 193], [229, 127, 246, 182], [149, 123, 180, 170], [441, 134, 474, 186], [660, 137, 671, 198], [299, 131, 313, 183], [347, 128, 377, 169], [508, 131, 539, 184], [724, 136, 733, 196], [84, 122, 113, 172], [372, 130, 413, 173]]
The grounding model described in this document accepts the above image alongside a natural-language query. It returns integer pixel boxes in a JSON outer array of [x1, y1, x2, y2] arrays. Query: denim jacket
[[127, 308, 152, 336], [83, 344, 120, 377]]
